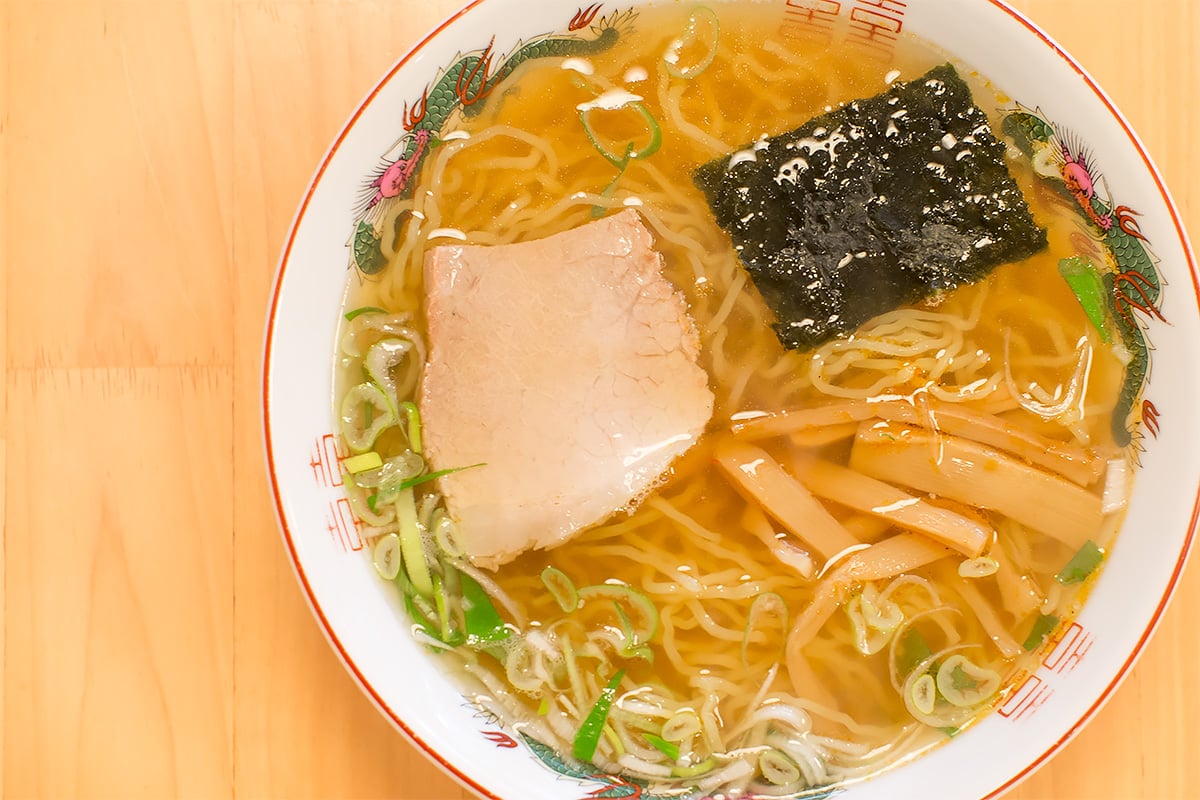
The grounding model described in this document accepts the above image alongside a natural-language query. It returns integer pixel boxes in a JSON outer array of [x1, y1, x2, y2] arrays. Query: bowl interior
[[264, 2, 1200, 798]]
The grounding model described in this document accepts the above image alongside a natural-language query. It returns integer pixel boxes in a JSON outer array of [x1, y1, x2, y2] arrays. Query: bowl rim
[[261, 1, 1200, 798]]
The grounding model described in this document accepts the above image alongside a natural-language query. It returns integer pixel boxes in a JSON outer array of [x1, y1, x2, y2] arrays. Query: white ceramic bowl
[[264, 1, 1200, 797]]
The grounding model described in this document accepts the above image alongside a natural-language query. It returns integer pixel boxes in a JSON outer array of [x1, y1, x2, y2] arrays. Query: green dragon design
[[517, 732, 842, 800], [350, 3, 635, 274], [520, 732, 673, 800], [1003, 109, 1165, 448]]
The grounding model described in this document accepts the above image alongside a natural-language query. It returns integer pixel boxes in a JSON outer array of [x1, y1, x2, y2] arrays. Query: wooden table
[[3, 1, 1197, 797]]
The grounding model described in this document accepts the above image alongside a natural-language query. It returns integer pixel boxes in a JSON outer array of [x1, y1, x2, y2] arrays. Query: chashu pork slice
[[419, 209, 714, 570]]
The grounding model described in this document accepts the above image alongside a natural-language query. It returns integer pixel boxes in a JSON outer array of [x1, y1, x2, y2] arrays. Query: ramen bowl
[[263, 1, 1199, 797]]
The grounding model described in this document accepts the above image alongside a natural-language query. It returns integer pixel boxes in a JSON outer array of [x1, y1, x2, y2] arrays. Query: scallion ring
[[577, 584, 659, 643], [758, 748, 801, 786], [663, 6, 719, 79], [742, 591, 788, 666], [372, 533, 402, 580], [541, 566, 579, 612], [578, 102, 662, 169], [339, 382, 396, 453]]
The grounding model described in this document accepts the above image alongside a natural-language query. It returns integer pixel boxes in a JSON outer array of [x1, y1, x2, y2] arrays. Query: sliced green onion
[[409, 588, 438, 622], [846, 596, 870, 655], [366, 493, 379, 513], [344, 305, 387, 321], [364, 462, 427, 506], [742, 592, 788, 666], [573, 669, 625, 763], [626, 644, 654, 663], [611, 602, 655, 662], [644, 733, 679, 761], [613, 602, 637, 641], [958, 556, 1000, 578], [1058, 257, 1111, 342], [460, 571, 510, 646], [590, 156, 631, 219], [398, 400, 423, 454], [342, 311, 420, 361], [579, 107, 626, 169], [1057, 540, 1104, 585], [860, 583, 903, 632], [374, 452, 428, 506], [561, 637, 583, 709], [398, 566, 463, 648], [348, 486, 393, 526], [396, 462, 486, 494], [431, 507, 463, 558], [365, 337, 414, 408], [394, 558, 415, 595], [352, 450, 425, 490], [537, 697, 550, 716], [672, 757, 716, 779], [663, 6, 719, 79], [1023, 613, 1061, 652], [397, 487, 433, 597], [661, 710, 701, 742], [403, 592, 442, 648], [848, 583, 902, 656], [541, 566, 579, 612], [402, 591, 463, 649], [602, 725, 624, 757], [758, 748, 801, 786], [339, 382, 396, 452], [939, 726, 960, 738], [433, 573, 453, 642], [896, 628, 933, 677], [372, 533, 402, 580], [578, 584, 659, 643], [579, 103, 662, 169], [504, 639, 544, 693], [936, 654, 1000, 708], [910, 673, 937, 715], [343, 451, 383, 474]]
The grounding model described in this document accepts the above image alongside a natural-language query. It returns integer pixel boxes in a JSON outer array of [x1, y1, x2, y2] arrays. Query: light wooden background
[[2, 0, 1197, 798]]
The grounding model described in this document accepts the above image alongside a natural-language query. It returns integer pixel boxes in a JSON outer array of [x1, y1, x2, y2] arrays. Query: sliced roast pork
[[419, 209, 714, 569]]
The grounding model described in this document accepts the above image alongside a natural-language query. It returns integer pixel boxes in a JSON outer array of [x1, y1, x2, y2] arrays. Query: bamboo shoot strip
[[836, 532, 953, 584], [788, 422, 860, 449], [731, 400, 877, 440], [733, 398, 1100, 486], [715, 440, 859, 563], [796, 459, 991, 557], [869, 401, 1101, 486], [850, 424, 1104, 552], [742, 506, 815, 580], [840, 514, 894, 543]]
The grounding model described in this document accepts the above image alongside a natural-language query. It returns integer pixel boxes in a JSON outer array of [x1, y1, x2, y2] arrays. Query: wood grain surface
[[2, 1, 1197, 798]]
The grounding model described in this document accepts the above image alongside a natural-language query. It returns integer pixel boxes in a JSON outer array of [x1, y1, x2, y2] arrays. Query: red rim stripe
[[262, 2, 1200, 799]]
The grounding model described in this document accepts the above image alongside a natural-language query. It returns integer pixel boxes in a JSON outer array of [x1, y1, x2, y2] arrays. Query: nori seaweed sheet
[[694, 64, 1047, 350]]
